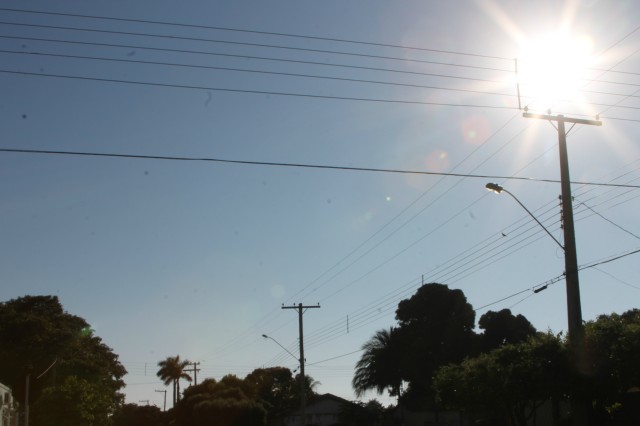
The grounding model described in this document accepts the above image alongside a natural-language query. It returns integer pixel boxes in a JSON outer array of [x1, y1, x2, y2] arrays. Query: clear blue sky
[[2, 0, 639, 408]]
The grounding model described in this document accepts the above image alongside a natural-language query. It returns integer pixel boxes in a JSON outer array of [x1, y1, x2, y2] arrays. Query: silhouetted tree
[[0, 295, 126, 426], [244, 367, 297, 423], [175, 378, 266, 426], [394, 283, 476, 406], [478, 308, 537, 352], [584, 309, 640, 422], [434, 333, 570, 426], [157, 355, 192, 407], [353, 327, 403, 398], [112, 403, 167, 426]]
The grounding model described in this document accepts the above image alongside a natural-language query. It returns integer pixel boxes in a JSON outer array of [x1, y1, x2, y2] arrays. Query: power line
[[0, 21, 514, 71], [0, 35, 508, 84], [575, 199, 640, 240], [302, 169, 640, 348], [5, 35, 640, 105], [0, 69, 516, 109], [0, 49, 517, 98], [0, 7, 513, 61], [2, 147, 639, 189]]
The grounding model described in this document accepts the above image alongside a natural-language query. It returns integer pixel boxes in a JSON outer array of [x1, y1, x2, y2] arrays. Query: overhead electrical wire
[[222, 115, 636, 356], [2, 147, 639, 189], [4, 6, 640, 80], [0, 21, 516, 71], [308, 190, 640, 348], [0, 35, 511, 84], [5, 49, 639, 113], [300, 161, 640, 349], [4, 7, 639, 366], [2, 36, 638, 104], [1, 22, 638, 90], [5, 148, 640, 358], [218, 21, 636, 362], [0, 49, 518, 98], [0, 7, 514, 61], [0, 69, 518, 109]]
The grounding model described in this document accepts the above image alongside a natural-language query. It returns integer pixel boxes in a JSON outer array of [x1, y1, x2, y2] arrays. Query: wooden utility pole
[[184, 362, 201, 386], [282, 303, 320, 426], [155, 389, 167, 411], [523, 112, 601, 425]]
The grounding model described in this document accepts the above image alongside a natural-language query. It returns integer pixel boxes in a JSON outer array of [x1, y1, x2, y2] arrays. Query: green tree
[[0, 295, 126, 425], [244, 367, 297, 423], [583, 309, 640, 421], [112, 403, 166, 426], [157, 355, 192, 408], [352, 328, 403, 398], [478, 308, 537, 352], [175, 378, 266, 426], [32, 376, 117, 426], [339, 399, 388, 426], [434, 333, 570, 426], [394, 283, 477, 406]]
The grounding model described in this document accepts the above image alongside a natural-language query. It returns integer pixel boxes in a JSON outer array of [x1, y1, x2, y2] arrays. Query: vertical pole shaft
[[557, 117, 587, 425], [298, 303, 306, 426], [282, 303, 319, 426], [24, 374, 30, 426], [193, 362, 199, 386], [156, 389, 167, 412]]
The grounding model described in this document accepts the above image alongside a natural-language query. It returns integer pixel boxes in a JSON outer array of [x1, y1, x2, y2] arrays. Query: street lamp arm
[[262, 334, 300, 363], [485, 183, 564, 250]]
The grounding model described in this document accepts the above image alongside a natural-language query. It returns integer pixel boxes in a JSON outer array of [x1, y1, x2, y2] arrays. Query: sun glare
[[517, 33, 594, 112]]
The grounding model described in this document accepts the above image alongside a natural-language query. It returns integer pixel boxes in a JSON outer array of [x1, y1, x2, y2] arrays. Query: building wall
[[284, 394, 354, 426], [0, 383, 15, 426]]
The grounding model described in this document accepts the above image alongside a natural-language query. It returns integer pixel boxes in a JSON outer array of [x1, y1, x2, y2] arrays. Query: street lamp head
[[485, 182, 504, 194], [261, 334, 268, 339]]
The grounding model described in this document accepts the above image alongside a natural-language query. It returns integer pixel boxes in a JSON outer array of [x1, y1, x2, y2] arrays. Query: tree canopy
[[352, 327, 403, 398], [478, 308, 537, 352], [434, 332, 570, 426], [0, 295, 126, 426], [396, 283, 477, 406], [352, 283, 640, 425], [583, 309, 640, 421]]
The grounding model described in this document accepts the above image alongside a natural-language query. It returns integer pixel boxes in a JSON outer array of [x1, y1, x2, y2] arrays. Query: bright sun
[[517, 32, 595, 112]]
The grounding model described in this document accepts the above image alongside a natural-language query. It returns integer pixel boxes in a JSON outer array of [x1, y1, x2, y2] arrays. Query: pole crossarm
[[523, 112, 602, 126]]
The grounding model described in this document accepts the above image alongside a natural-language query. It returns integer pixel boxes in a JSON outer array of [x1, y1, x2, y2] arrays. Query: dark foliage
[[0, 295, 126, 426]]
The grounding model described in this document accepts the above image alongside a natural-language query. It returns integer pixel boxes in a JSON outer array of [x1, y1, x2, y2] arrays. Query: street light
[[262, 333, 305, 425], [485, 183, 563, 250], [261, 334, 299, 363], [485, 179, 587, 423]]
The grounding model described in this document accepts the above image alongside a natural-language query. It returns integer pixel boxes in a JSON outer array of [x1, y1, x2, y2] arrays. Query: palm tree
[[157, 355, 192, 407], [352, 327, 403, 398]]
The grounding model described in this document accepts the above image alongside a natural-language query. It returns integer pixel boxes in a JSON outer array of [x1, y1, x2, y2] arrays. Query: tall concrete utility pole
[[282, 303, 320, 426], [524, 111, 601, 425]]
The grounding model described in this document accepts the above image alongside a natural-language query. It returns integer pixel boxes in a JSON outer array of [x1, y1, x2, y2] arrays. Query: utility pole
[[24, 372, 30, 426], [282, 303, 320, 426], [155, 389, 167, 412], [523, 111, 601, 425], [184, 362, 201, 386]]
